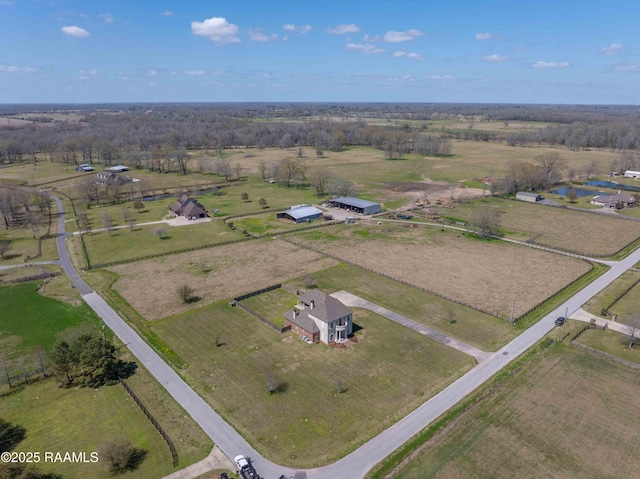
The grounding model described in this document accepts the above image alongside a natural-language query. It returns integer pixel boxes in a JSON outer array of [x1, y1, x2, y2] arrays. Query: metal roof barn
[[330, 197, 381, 215], [277, 205, 323, 223]]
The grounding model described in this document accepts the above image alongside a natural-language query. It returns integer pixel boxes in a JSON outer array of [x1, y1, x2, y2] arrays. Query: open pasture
[[109, 238, 339, 320], [583, 270, 640, 319], [435, 197, 640, 256], [291, 223, 592, 318], [75, 219, 245, 267], [151, 303, 473, 467], [391, 345, 640, 479]]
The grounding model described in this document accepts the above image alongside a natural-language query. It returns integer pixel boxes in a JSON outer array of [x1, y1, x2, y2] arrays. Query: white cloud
[[0, 65, 35, 73], [430, 75, 456, 81], [147, 69, 157, 76], [100, 13, 114, 23], [364, 34, 380, 42], [192, 17, 240, 44], [602, 43, 622, 55], [475, 32, 493, 40], [383, 29, 423, 43], [613, 63, 637, 72], [346, 43, 385, 54], [283, 24, 312, 34], [80, 69, 98, 75], [249, 30, 270, 42], [532, 61, 569, 68], [0, 1, 14, 5], [483, 54, 507, 62], [161, 11, 173, 16], [185, 70, 205, 76], [393, 51, 423, 60], [327, 24, 360, 35], [61, 25, 90, 37]]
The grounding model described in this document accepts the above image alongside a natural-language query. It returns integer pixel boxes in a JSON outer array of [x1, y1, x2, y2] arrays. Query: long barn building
[[329, 197, 381, 215]]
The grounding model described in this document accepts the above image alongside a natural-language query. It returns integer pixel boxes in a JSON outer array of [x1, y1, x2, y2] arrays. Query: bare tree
[[101, 211, 113, 235], [33, 345, 47, 378], [234, 163, 242, 180], [214, 157, 233, 181], [241, 192, 249, 202], [472, 206, 501, 238], [311, 169, 333, 196], [259, 198, 267, 209], [133, 199, 144, 213], [177, 284, 194, 303], [566, 188, 578, 203], [584, 160, 599, 180], [0, 356, 13, 388], [154, 227, 166, 239], [627, 316, 640, 349], [258, 160, 268, 181], [266, 370, 281, 394], [121, 207, 135, 231], [0, 240, 11, 259]]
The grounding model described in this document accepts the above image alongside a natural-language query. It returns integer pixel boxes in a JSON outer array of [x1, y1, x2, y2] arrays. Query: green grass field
[[287, 263, 514, 351], [240, 287, 298, 327], [0, 380, 177, 479], [151, 302, 473, 467], [74, 220, 245, 267], [389, 344, 640, 479], [233, 214, 314, 236], [0, 281, 99, 357], [576, 328, 640, 362], [583, 271, 640, 318]]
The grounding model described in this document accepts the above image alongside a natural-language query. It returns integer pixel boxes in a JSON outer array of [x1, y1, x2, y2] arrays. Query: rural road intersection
[[48, 193, 640, 479]]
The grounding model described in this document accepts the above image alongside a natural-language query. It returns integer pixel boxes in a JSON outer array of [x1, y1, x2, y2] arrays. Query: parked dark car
[[555, 317, 566, 326]]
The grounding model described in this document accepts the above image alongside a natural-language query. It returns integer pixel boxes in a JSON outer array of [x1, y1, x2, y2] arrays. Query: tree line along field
[[150, 300, 474, 468], [289, 223, 592, 318], [389, 344, 640, 479]]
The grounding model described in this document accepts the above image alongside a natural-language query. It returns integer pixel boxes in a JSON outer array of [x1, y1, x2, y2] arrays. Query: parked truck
[[234, 455, 259, 479]]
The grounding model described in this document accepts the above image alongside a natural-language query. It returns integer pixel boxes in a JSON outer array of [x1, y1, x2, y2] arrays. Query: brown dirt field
[[292, 224, 591, 317], [110, 239, 338, 320], [394, 346, 640, 479]]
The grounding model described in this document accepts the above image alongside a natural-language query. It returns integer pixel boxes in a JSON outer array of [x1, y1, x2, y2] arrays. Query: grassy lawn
[[151, 302, 473, 467], [240, 287, 298, 327], [0, 281, 100, 357], [435, 196, 640, 256], [583, 270, 640, 318], [233, 214, 316, 236], [0, 263, 60, 284], [287, 263, 514, 352], [389, 344, 640, 479], [609, 278, 640, 323], [75, 219, 245, 267], [576, 328, 640, 362], [290, 223, 591, 318], [0, 380, 177, 479]]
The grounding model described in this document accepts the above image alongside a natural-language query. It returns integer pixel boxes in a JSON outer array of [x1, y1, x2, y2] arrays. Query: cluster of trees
[[492, 153, 567, 195], [0, 188, 52, 238], [49, 333, 130, 388]]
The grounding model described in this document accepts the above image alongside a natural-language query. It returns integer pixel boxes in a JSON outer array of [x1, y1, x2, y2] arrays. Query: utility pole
[[509, 300, 515, 324]]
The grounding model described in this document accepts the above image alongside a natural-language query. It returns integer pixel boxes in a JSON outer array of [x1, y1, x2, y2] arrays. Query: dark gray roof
[[298, 289, 351, 323], [516, 191, 541, 198], [284, 309, 320, 333], [331, 197, 380, 208], [593, 192, 636, 203]]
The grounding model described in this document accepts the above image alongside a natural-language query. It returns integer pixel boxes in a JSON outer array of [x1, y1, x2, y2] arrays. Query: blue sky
[[1, 0, 639, 104]]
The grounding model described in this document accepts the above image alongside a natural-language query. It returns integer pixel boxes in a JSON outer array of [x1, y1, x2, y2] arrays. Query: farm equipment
[[396, 213, 413, 220]]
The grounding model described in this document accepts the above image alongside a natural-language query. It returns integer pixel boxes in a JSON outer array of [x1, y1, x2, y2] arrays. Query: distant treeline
[[1, 103, 640, 165]]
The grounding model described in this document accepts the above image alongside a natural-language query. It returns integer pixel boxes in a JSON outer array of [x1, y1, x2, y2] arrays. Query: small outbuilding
[[277, 205, 323, 223], [76, 164, 94, 172], [624, 170, 640, 179], [515, 191, 543, 203], [108, 165, 130, 173], [329, 197, 381, 215]]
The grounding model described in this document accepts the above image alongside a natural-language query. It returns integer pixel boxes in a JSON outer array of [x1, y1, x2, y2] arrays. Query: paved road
[[331, 290, 490, 362], [48, 191, 640, 479]]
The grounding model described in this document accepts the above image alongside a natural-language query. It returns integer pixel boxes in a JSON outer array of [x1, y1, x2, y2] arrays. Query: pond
[[585, 180, 640, 192], [552, 187, 608, 197]]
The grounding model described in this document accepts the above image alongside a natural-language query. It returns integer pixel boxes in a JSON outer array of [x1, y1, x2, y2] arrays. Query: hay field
[[435, 197, 640, 256], [393, 345, 640, 479], [291, 224, 591, 318], [110, 239, 338, 320]]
